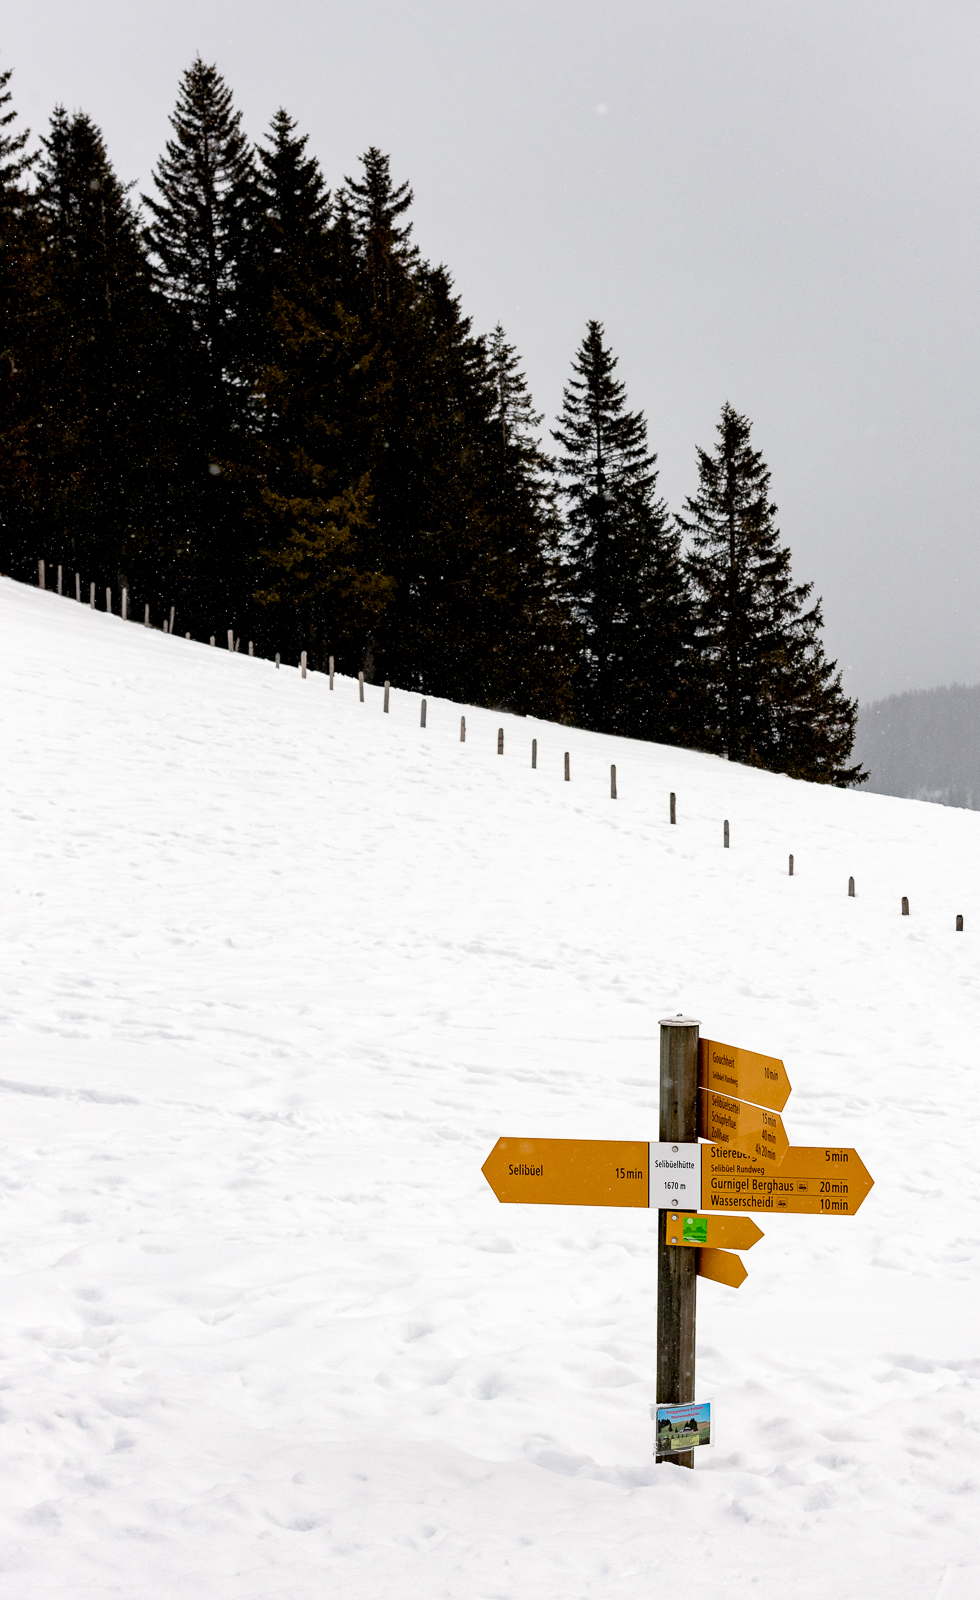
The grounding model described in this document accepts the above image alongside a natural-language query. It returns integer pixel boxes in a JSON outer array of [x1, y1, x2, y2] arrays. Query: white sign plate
[[649, 1142, 701, 1209]]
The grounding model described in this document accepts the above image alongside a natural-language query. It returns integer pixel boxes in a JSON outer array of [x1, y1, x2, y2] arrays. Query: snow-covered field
[[2, 575, 978, 1598]]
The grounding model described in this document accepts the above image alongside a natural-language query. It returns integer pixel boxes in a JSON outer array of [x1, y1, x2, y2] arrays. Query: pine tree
[[0, 57, 44, 577], [553, 320, 692, 738], [143, 58, 255, 431], [679, 402, 864, 784]]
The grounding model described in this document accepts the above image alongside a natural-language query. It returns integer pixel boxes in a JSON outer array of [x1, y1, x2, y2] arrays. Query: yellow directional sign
[[481, 1138, 649, 1208], [696, 1247, 747, 1289], [698, 1088, 788, 1167], [702, 1146, 874, 1215], [665, 1213, 763, 1250], [698, 1039, 791, 1114]]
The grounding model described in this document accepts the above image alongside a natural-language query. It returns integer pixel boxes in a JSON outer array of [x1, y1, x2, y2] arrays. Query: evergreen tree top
[[0, 58, 36, 199], [257, 109, 332, 241]]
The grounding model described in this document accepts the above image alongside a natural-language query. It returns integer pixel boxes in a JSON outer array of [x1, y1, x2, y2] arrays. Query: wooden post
[[610, 764, 617, 799], [420, 699, 427, 728], [89, 582, 95, 609], [723, 820, 729, 848], [460, 715, 466, 742], [121, 587, 128, 621], [75, 572, 81, 602], [144, 603, 150, 626], [169, 606, 175, 633], [210, 636, 216, 647], [185, 633, 190, 640], [498, 727, 504, 754], [848, 876, 855, 897], [329, 655, 334, 690], [38, 559, 45, 589], [234, 637, 240, 652], [656, 1015, 700, 1469], [957, 914, 964, 931], [564, 752, 570, 781], [248, 641, 254, 656], [789, 854, 794, 876], [359, 671, 365, 702], [902, 896, 909, 916], [227, 629, 233, 650], [301, 650, 307, 678], [532, 737, 537, 769], [275, 652, 280, 668], [670, 792, 676, 825], [384, 681, 390, 712], [106, 586, 112, 612], [57, 565, 63, 596], [163, 618, 168, 634]]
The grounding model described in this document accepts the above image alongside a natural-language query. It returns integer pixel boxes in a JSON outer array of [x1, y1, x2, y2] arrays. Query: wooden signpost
[[480, 1017, 873, 1468]]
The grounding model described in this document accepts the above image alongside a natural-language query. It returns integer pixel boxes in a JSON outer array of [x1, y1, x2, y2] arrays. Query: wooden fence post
[[57, 565, 63, 596], [848, 877, 855, 897], [957, 914, 964, 931], [359, 671, 365, 702], [564, 752, 570, 781], [121, 587, 128, 621], [185, 633, 190, 640], [384, 680, 390, 712], [38, 559, 45, 589], [301, 650, 307, 678], [169, 606, 175, 633], [610, 764, 617, 799], [420, 699, 427, 727], [89, 582, 95, 609], [248, 641, 253, 656], [656, 1015, 700, 1469], [497, 727, 504, 754], [670, 792, 676, 825], [532, 738, 537, 769], [144, 603, 150, 626], [234, 637, 240, 652], [901, 896, 909, 916], [275, 652, 280, 667], [789, 854, 794, 876], [106, 587, 112, 613], [210, 636, 216, 646], [723, 820, 729, 848], [329, 655, 334, 690], [460, 715, 466, 742], [75, 573, 81, 602]]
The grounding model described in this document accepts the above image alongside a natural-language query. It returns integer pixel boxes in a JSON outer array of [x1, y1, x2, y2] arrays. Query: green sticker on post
[[682, 1216, 708, 1243]]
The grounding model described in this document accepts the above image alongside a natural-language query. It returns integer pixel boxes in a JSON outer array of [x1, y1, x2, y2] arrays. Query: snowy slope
[[1, 575, 979, 1600]]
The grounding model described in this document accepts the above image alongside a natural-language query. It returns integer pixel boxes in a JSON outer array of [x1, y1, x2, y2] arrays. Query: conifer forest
[[0, 56, 863, 784]]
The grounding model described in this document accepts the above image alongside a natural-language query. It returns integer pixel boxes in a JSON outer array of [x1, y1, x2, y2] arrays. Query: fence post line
[[670, 792, 676, 825], [89, 582, 95, 609], [532, 738, 537, 769], [384, 680, 390, 712], [610, 764, 617, 799], [460, 715, 466, 742], [564, 752, 570, 782], [57, 565, 63, 596], [656, 1015, 700, 1470], [38, 559, 45, 589], [75, 572, 81, 602], [789, 854, 794, 876], [723, 820, 729, 849], [329, 655, 334, 690], [420, 698, 427, 728], [358, 671, 365, 702]]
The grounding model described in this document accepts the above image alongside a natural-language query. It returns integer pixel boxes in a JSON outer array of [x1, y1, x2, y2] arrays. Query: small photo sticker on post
[[652, 1400, 712, 1455]]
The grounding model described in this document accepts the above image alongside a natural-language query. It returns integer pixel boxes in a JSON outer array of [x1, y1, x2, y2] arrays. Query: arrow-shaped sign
[[697, 1247, 748, 1289], [481, 1138, 651, 1207], [664, 1213, 763, 1250], [698, 1088, 788, 1166], [702, 1146, 874, 1214], [699, 1039, 791, 1113]]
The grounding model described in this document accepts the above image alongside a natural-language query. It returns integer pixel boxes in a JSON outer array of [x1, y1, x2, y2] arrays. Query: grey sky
[[7, 1, 980, 702]]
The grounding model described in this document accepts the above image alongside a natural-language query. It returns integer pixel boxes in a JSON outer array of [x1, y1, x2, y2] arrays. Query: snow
[[1, 574, 979, 1598]]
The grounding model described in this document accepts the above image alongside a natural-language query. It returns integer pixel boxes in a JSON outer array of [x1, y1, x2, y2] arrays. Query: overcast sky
[[7, 1, 980, 702]]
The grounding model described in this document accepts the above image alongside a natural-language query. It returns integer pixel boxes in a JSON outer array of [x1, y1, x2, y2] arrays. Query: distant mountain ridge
[[854, 682, 980, 809]]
